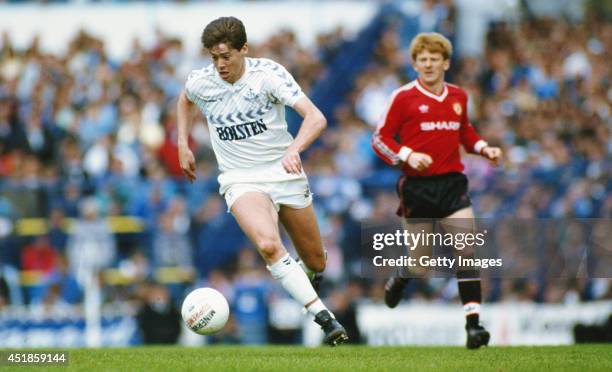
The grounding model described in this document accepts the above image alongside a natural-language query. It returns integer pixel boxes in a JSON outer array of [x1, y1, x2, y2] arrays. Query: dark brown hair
[[201, 17, 247, 50]]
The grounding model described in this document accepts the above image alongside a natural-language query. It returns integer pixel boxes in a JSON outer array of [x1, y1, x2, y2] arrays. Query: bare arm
[[290, 96, 327, 152], [177, 90, 196, 182], [282, 96, 327, 174]]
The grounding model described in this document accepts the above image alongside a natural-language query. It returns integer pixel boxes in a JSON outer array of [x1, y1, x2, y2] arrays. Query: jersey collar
[[415, 78, 448, 102]]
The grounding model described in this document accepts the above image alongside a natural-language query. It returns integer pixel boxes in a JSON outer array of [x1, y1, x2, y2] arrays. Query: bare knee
[[255, 237, 284, 262]]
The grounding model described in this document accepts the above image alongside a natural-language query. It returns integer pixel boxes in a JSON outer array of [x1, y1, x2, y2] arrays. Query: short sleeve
[[184, 69, 206, 103], [263, 60, 305, 107]]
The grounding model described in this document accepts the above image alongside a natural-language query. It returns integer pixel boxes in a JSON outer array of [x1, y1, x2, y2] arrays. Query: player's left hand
[[481, 146, 502, 165], [282, 148, 303, 175]]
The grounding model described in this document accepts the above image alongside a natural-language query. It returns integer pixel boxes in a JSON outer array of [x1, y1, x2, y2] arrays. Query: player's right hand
[[406, 152, 433, 172], [178, 145, 197, 183], [281, 147, 303, 175]]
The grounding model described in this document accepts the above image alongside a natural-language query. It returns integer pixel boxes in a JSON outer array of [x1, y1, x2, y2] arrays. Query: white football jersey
[[185, 57, 306, 173]]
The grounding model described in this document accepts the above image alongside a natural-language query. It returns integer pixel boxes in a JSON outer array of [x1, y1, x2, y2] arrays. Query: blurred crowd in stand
[[0, 0, 610, 344]]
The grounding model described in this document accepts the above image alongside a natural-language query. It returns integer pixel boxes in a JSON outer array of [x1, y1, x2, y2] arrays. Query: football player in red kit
[[371, 32, 502, 349]]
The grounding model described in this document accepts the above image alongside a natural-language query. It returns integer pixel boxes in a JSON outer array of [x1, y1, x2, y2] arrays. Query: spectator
[[136, 283, 182, 344], [152, 197, 193, 268], [66, 197, 116, 285], [21, 235, 58, 274], [44, 255, 82, 305], [0, 275, 9, 309]]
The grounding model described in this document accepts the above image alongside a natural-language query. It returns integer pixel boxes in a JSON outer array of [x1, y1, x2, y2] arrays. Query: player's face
[[413, 50, 450, 86], [209, 42, 248, 84]]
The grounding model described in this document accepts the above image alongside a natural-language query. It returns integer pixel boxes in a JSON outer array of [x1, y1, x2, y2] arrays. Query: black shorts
[[396, 172, 472, 218]]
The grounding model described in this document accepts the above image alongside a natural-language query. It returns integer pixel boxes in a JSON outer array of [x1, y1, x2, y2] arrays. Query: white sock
[[306, 298, 327, 316], [268, 254, 328, 316]]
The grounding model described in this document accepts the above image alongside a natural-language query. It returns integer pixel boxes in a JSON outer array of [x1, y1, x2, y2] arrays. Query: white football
[[181, 287, 230, 335]]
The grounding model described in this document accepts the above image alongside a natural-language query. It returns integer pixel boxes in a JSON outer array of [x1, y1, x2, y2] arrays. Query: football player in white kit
[[176, 17, 348, 346]]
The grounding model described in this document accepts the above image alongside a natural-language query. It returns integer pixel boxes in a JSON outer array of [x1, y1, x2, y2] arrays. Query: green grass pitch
[[6, 345, 612, 371]]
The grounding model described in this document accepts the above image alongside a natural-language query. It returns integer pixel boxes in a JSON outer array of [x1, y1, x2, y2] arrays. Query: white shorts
[[218, 159, 313, 212]]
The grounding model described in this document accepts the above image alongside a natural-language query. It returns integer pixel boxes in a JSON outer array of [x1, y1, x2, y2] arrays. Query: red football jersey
[[371, 79, 487, 177]]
